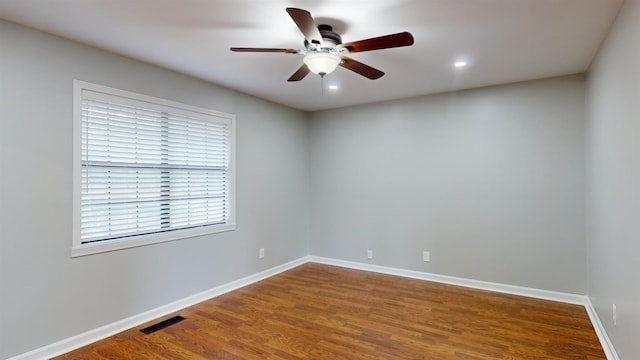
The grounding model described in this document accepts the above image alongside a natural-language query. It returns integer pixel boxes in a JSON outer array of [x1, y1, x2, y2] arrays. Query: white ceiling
[[0, 0, 624, 111]]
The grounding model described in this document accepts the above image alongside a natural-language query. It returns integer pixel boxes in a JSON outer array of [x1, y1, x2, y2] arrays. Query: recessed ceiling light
[[454, 61, 468, 68], [328, 85, 339, 90]]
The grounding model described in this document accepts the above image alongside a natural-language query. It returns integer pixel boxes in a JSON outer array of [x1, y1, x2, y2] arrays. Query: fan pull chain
[[321, 75, 324, 96]]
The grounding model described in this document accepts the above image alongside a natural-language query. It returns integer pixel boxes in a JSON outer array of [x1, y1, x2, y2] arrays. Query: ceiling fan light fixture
[[304, 52, 341, 76]]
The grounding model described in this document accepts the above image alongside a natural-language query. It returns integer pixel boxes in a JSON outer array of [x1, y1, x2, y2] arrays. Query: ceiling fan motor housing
[[319, 24, 342, 46], [305, 24, 342, 51]]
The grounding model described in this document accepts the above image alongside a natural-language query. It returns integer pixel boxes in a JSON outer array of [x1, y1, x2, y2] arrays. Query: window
[[73, 81, 235, 257]]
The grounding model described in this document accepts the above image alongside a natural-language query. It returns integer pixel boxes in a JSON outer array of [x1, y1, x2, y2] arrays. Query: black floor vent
[[140, 315, 186, 334]]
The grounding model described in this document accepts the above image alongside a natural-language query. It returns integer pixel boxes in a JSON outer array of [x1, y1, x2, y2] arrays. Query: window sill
[[71, 223, 236, 257]]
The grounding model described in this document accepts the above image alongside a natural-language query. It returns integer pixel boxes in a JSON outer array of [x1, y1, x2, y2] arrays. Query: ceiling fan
[[230, 8, 414, 81]]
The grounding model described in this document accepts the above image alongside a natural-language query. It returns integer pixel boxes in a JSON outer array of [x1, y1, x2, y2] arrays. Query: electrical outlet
[[423, 251, 430, 262], [259, 248, 265, 259], [612, 304, 617, 325], [367, 250, 373, 260]]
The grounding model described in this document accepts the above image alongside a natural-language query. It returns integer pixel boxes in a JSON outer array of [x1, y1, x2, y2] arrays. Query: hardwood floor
[[55, 263, 606, 359]]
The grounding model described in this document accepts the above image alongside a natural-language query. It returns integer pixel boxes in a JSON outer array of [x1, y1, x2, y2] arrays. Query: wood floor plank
[[55, 263, 606, 359]]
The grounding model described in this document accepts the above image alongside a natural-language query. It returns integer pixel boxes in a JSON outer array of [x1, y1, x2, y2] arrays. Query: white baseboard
[[10, 255, 618, 360], [584, 298, 620, 360], [308, 256, 588, 305], [7, 256, 309, 360]]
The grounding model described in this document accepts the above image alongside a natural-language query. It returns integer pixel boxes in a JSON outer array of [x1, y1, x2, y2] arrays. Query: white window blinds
[[73, 82, 235, 255]]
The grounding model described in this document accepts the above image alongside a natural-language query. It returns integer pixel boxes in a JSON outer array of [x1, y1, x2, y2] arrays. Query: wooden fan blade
[[230, 47, 300, 54], [338, 32, 414, 53], [286, 8, 323, 46], [287, 64, 311, 82], [339, 56, 384, 80]]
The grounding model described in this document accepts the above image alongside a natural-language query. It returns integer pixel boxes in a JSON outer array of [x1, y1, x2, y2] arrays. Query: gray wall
[[586, 0, 640, 358], [309, 76, 586, 294], [0, 20, 309, 359]]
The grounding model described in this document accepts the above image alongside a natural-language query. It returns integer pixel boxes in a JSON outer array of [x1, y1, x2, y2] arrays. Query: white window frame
[[72, 80, 236, 257]]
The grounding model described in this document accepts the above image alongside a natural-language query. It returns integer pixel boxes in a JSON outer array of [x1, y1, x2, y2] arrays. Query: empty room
[[1, 0, 639, 359]]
